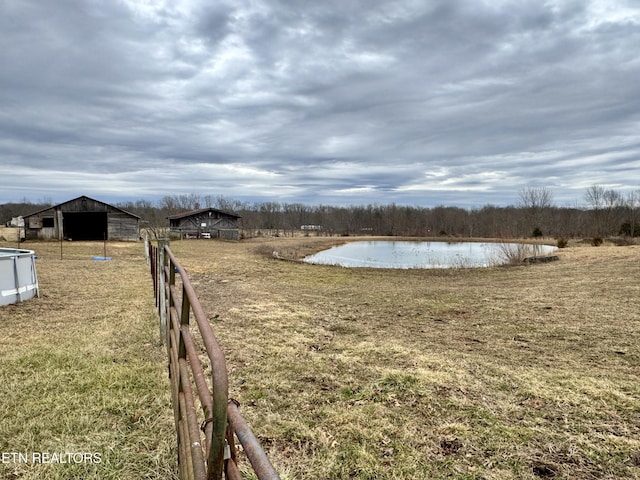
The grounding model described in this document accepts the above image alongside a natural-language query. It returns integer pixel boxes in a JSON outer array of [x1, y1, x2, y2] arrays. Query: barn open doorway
[[63, 212, 108, 240]]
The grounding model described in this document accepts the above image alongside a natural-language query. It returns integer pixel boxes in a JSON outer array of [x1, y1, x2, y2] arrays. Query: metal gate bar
[[147, 238, 281, 480]]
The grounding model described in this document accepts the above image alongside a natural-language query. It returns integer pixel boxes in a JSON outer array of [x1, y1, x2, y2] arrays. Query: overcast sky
[[1, 0, 638, 208]]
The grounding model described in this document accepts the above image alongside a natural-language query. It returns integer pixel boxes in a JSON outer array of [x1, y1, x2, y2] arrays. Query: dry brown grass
[[2, 237, 638, 479], [170, 237, 640, 480], [0, 241, 177, 480]]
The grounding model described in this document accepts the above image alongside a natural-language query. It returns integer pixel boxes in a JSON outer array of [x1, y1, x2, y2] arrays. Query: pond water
[[303, 241, 557, 269]]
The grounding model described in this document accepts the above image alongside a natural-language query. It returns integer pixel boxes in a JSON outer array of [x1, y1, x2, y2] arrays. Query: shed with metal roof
[[23, 195, 140, 241], [168, 208, 241, 240]]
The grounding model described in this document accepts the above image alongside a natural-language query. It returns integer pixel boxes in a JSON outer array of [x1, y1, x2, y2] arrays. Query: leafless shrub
[[495, 241, 538, 265]]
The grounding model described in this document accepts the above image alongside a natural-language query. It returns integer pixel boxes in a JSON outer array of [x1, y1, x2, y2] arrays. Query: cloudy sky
[[1, 0, 638, 208]]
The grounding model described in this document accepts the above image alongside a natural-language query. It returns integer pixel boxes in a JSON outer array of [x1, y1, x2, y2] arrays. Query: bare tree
[[584, 185, 605, 208], [519, 187, 554, 236], [584, 185, 625, 236], [519, 186, 554, 210], [584, 185, 606, 236], [622, 190, 640, 237]]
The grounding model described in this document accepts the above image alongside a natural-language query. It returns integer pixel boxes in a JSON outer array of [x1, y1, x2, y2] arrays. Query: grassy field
[[0, 241, 177, 480], [1, 237, 639, 479], [169, 236, 640, 480]]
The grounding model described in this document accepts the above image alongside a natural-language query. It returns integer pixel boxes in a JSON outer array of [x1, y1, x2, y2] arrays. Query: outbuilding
[[168, 208, 241, 240], [23, 196, 140, 241]]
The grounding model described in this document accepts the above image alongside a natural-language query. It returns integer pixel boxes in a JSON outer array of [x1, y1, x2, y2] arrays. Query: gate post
[[158, 238, 170, 345]]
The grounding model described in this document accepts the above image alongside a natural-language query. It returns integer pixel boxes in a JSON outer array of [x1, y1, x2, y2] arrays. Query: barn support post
[[158, 238, 170, 345], [56, 209, 64, 241]]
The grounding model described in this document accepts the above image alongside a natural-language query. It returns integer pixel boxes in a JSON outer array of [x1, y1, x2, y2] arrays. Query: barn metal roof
[[22, 195, 140, 219], [167, 207, 241, 220]]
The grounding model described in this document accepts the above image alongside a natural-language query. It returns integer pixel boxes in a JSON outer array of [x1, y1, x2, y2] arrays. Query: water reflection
[[303, 241, 557, 269]]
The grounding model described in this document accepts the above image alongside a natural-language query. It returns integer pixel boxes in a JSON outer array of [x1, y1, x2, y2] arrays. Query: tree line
[[2, 186, 639, 239]]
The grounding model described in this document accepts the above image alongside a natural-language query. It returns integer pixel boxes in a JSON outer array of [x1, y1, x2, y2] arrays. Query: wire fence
[[147, 236, 281, 480]]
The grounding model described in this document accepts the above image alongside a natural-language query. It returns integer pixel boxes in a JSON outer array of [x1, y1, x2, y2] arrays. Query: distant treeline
[[2, 186, 639, 239]]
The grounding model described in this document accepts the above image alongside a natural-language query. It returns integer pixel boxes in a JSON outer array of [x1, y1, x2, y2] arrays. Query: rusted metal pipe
[[159, 245, 280, 480], [182, 326, 214, 454], [179, 358, 208, 480], [225, 457, 243, 480], [181, 327, 214, 415], [227, 400, 281, 480], [165, 247, 228, 480], [178, 392, 194, 480]]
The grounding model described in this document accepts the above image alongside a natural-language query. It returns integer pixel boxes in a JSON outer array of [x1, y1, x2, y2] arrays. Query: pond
[[303, 241, 557, 269]]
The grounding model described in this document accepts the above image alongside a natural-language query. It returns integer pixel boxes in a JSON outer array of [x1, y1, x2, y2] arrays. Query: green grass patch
[[0, 241, 176, 480]]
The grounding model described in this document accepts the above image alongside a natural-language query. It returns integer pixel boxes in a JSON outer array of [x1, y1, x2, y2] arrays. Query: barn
[[23, 196, 140, 241], [168, 208, 241, 240]]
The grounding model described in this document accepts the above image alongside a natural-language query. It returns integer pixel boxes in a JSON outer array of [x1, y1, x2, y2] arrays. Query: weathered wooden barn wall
[[25, 207, 59, 240], [23, 196, 139, 241], [62, 196, 105, 212], [107, 210, 140, 241], [215, 218, 242, 240], [168, 208, 241, 240]]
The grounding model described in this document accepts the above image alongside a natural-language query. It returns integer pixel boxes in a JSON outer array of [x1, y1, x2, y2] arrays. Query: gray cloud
[[1, 0, 639, 208]]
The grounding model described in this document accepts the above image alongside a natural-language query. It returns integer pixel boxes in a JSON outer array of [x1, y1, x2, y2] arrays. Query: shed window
[[43, 217, 55, 228]]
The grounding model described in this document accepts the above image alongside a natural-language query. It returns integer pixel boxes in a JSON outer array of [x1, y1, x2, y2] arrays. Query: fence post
[[144, 232, 150, 265], [158, 238, 169, 345]]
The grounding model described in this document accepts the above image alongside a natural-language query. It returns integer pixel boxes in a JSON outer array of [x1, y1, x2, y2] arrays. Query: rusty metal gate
[[147, 237, 280, 480]]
